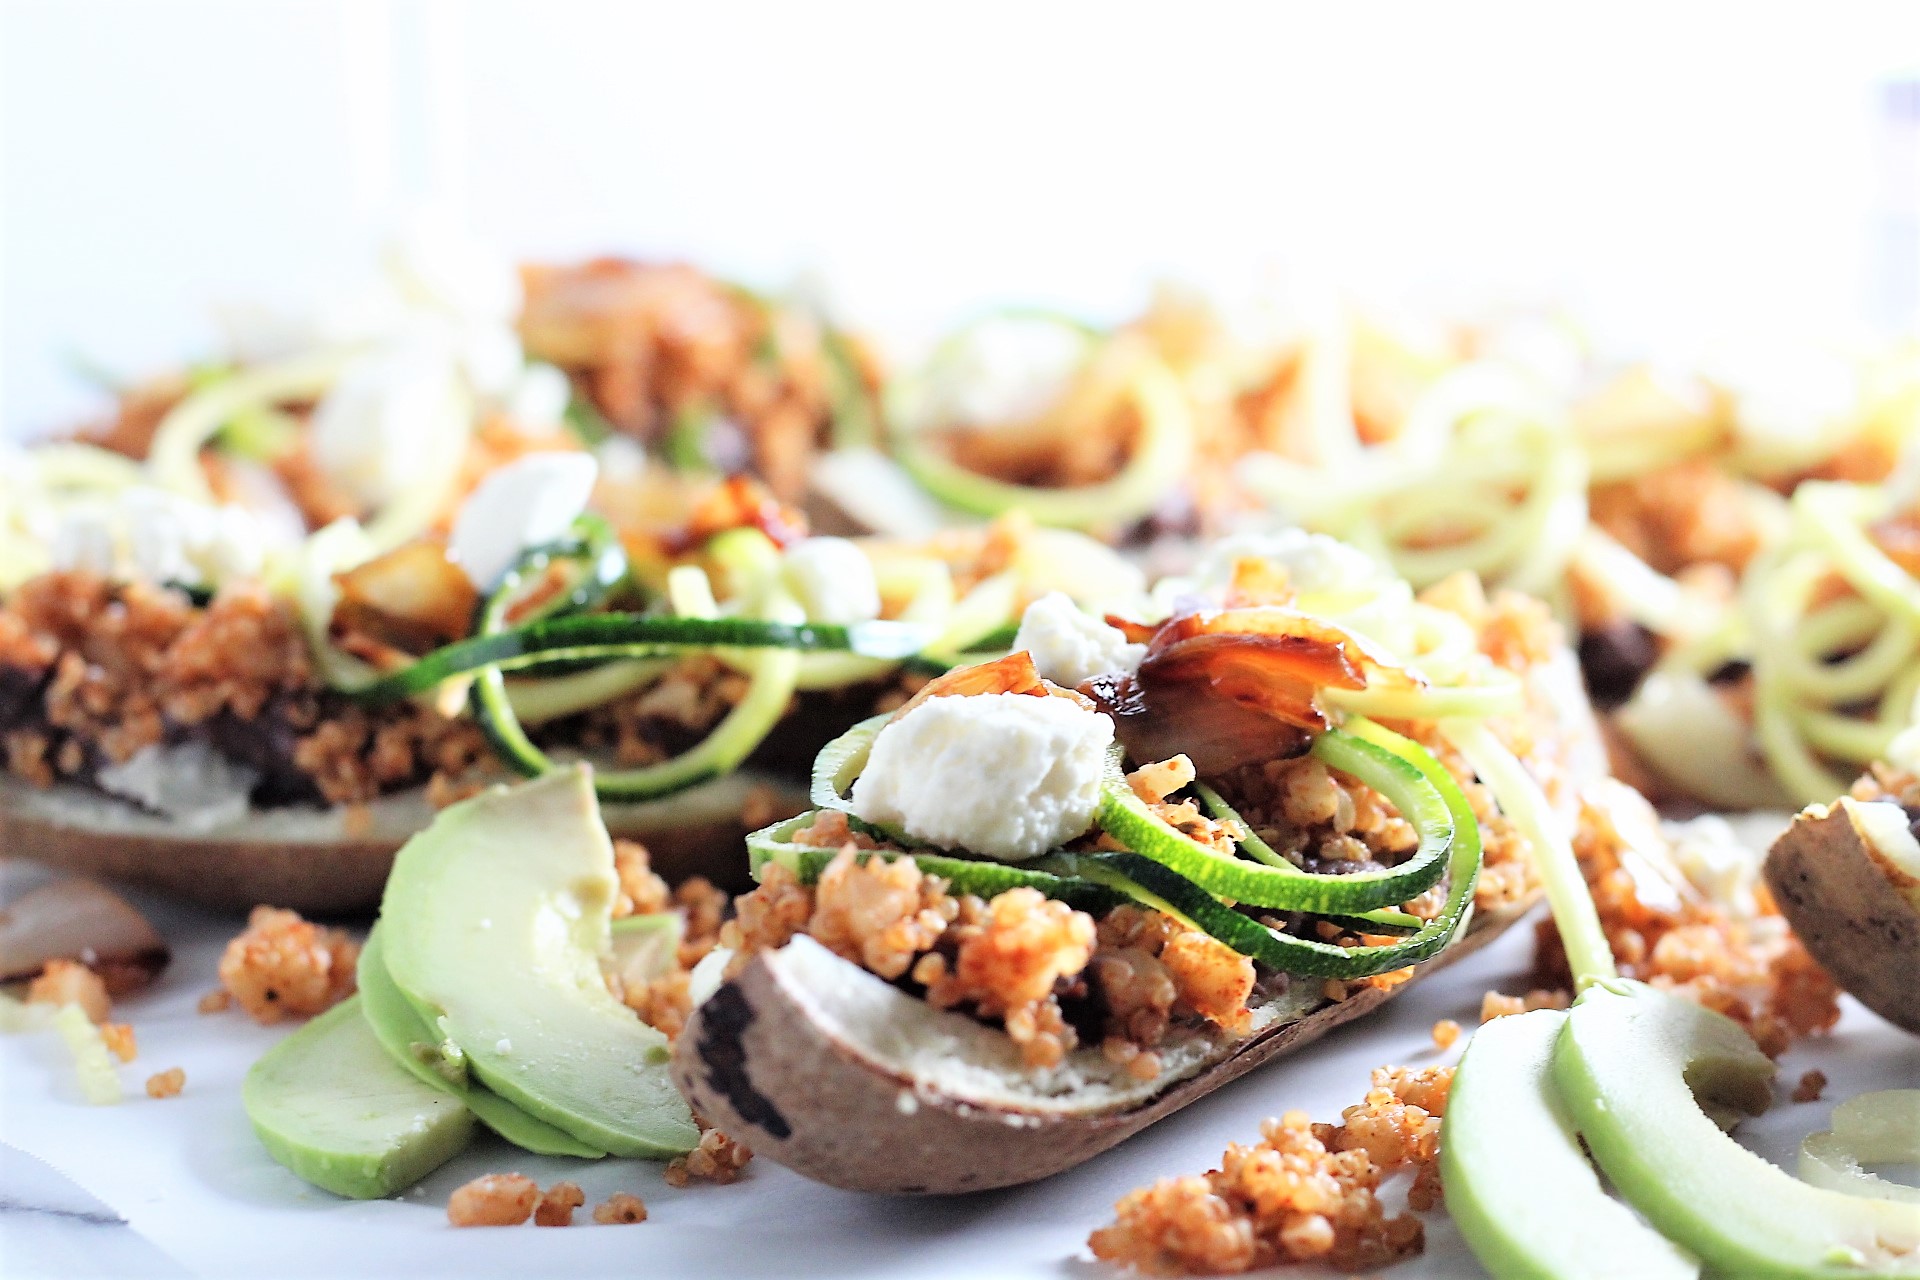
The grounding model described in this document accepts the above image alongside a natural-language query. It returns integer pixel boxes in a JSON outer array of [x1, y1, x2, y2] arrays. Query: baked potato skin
[[673, 898, 1532, 1195], [1764, 802, 1920, 1035]]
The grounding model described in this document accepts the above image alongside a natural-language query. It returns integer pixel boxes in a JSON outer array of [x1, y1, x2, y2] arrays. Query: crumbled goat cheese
[[781, 537, 882, 624], [1887, 724, 1920, 776], [1707, 339, 1858, 462], [1013, 592, 1145, 688], [449, 452, 599, 590], [850, 692, 1113, 862], [505, 362, 573, 432], [1661, 815, 1767, 920], [49, 489, 274, 587], [902, 316, 1091, 432], [311, 343, 470, 508], [97, 742, 258, 830]]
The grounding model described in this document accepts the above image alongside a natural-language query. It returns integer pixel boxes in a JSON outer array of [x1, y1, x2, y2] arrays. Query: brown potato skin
[[673, 897, 1533, 1195], [1764, 804, 1920, 1035], [0, 778, 792, 916]]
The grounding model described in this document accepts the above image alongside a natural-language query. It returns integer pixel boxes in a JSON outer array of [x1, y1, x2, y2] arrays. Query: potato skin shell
[[0, 777, 787, 916], [673, 898, 1532, 1195], [1764, 804, 1920, 1035]]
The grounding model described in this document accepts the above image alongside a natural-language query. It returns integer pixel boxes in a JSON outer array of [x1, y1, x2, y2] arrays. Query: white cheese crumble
[[448, 452, 599, 590], [850, 692, 1113, 862], [1660, 814, 1768, 920], [1706, 340, 1859, 465], [781, 537, 882, 624], [899, 315, 1093, 433], [96, 741, 258, 830], [310, 343, 470, 508], [505, 362, 572, 433], [1013, 592, 1144, 688], [48, 488, 278, 588]]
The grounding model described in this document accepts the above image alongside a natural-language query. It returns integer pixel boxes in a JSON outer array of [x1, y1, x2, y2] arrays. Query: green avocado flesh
[[1442, 1009, 1697, 1280], [1552, 982, 1920, 1279], [357, 928, 607, 1159], [242, 997, 475, 1200], [378, 767, 698, 1159]]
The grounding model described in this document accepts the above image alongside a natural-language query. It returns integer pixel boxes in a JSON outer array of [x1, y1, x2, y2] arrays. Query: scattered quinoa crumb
[[534, 1181, 585, 1227], [447, 1174, 539, 1227], [145, 1067, 185, 1099], [217, 905, 359, 1024], [663, 1129, 753, 1187], [1088, 1065, 1451, 1275], [1430, 1019, 1461, 1051], [26, 960, 111, 1024], [1792, 1069, 1828, 1103], [197, 989, 233, 1015], [100, 1022, 137, 1063], [1479, 989, 1569, 1023], [592, 1193, 649, 1225]]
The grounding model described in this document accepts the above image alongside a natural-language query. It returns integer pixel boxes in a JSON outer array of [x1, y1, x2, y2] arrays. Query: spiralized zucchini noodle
[[885, 313, 1198, 531], [1744, 481, 1920, 806], [749, 534, 1589, 984]]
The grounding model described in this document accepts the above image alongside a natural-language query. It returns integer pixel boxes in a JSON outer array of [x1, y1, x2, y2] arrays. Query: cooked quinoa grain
[[1793, 1069, 1828, 1103], [100, 1022, 137, 1063], [27, 960, 111, 1024], [447, 1174, 539, 1227], [534, 1181, 585, 1227], [1430, 1019, 1461, 1050], [663, 1129, 753, 1187], [217, 906, 359, 1024], [592, 1193, 649, 1225], [144, 1068, 184, 1099], [196, 990, 232, 1015], [1089, 1065, 1450, 1275]]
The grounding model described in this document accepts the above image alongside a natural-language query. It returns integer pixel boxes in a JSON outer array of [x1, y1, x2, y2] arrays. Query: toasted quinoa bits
[[663, 1129, 754, 1187], [447, 1174, 540, 1227], [144, 1067, 185, 1099], [1479, 989, 1570, 1023], [26, 960, 111, 1024], [1089, 1065, 1453, 1275], [612, 839, 673, 918], [217, 906, 359, 1024], [1531, 784, 1841, 1056], [1430, 1018, 1462, 1050], [533, 1181, 586, 1227], [592, 1193, 649, 1225], [621, 970, 693, 1042], [196, 989, 233, 1015], [100, 1022, 137, 1063], [1793, 1069, 1829, 1104]]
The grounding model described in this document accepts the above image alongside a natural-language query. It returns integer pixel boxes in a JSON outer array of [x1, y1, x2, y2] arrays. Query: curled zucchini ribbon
[[776, 714, 1482, 979], [891, 336, 1196, 531]]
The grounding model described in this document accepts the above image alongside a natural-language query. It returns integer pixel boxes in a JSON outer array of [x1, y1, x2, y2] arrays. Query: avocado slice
[[1442, 1008, 1697, 1280], [357, 928, 607, 1159], [242, 997, 475, 1200], [1553, 981, 1920, 1279], [378, 767, 698, 1158]]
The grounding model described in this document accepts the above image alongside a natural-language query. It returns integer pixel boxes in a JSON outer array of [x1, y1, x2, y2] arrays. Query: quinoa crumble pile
[[1088, 1065, 1453, 1275]]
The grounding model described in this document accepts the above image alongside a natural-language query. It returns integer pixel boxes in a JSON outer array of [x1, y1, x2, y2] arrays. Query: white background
[[4, 0, 1919, 439]]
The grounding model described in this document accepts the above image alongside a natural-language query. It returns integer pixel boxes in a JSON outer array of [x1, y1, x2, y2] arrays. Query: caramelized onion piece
[[0, 879, 170, 996], [1084, 670, 1313, 777]]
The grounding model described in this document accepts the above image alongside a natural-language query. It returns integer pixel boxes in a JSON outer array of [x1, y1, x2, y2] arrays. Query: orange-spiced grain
[[447, 1174, 538, 1227], [1089, 1065, 1452, 1274], [217, 906, 359, 1024], [663, 1129, 753, 1187]]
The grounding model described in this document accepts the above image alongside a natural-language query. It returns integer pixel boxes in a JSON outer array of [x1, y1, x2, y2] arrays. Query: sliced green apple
[[1552, 981, 1920, 1279], [1442, 1008, 1697, 1280]]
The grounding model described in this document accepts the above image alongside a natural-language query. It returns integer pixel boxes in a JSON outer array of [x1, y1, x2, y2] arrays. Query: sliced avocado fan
[[358, 927, 607, 1159], [378, 766, 699, 1159], [243, 997, 474, 1200]]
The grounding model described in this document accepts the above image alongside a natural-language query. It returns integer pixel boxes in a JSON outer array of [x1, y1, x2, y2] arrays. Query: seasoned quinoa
[[533, 1181, 585, 1227], [1529, 782, 1841, 1056], [26, 959, 111, 1024], [447, 1174, 539, 1227], [592, 1192, 649, 1224], [216, 906, 359, 1024], [100, 1022, 137, 1063], [144, 1067, 185, 1099], [664, 1127, 754, 1187], [1088, 1065, 1453, 1274]]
